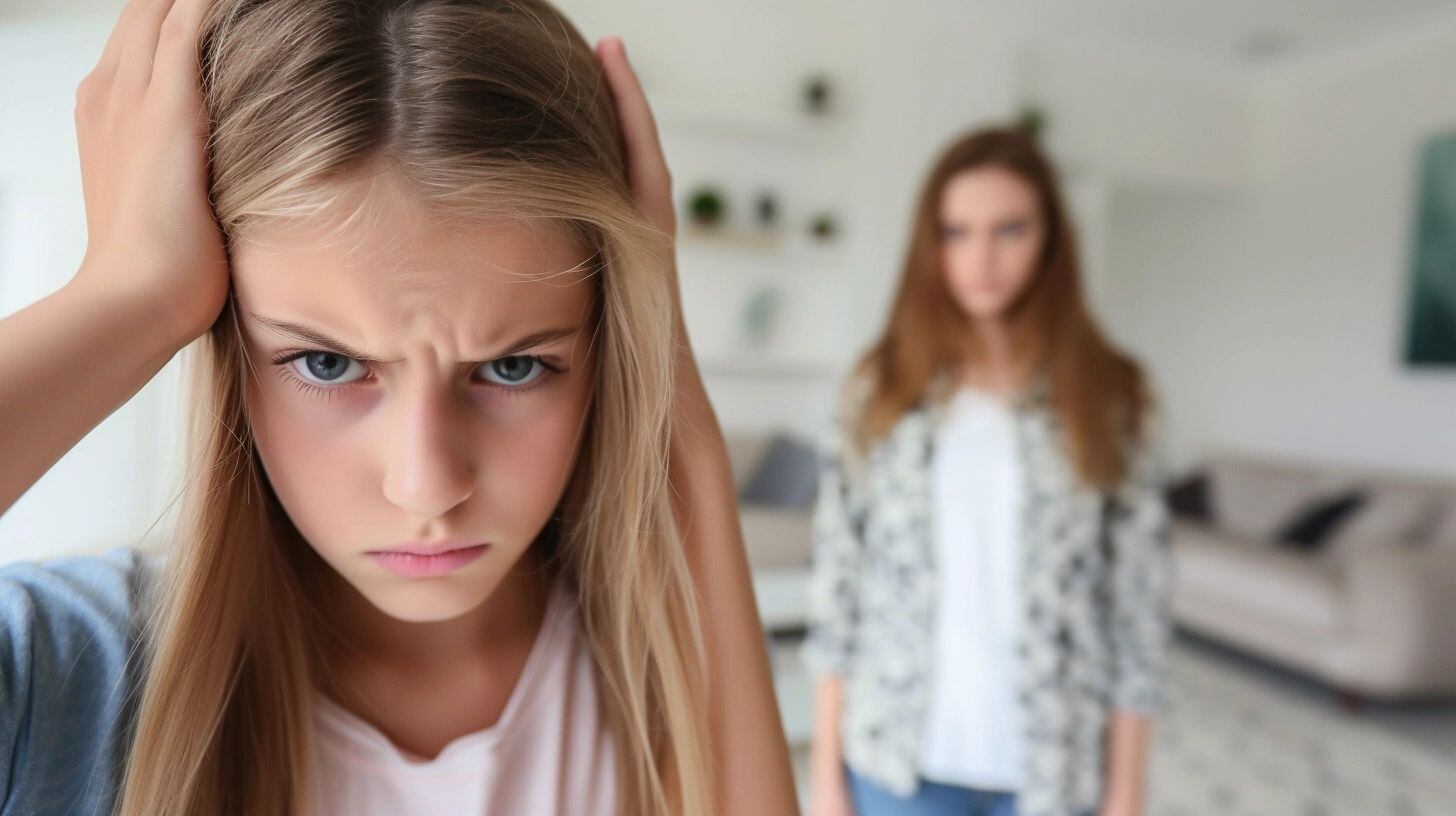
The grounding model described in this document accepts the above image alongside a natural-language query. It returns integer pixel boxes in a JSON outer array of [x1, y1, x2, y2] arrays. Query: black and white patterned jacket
[[802, 371, 1173, 816]]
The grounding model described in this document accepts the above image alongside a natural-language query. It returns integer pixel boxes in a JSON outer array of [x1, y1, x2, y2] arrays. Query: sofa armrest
[[1333, 542, 1456, 697]]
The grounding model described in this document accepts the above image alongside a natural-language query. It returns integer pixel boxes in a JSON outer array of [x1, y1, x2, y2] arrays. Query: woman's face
[[232, 174, 598, 624], [938, 166, 1046, 322]]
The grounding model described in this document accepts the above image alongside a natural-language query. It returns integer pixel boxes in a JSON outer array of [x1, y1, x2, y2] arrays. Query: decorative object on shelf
[[1404, 128, 1456, 367], [740, 286, 782, 347], [686, 184, 727, 228], [1015, 103, 1048, 142], [802, 73, 834, 116], [755, 190, 780, 228], [807, 211, 840, 243]]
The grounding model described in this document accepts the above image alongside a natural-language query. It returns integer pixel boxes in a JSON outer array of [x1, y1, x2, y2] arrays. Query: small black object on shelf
[[755, 191, 780, 227], [803, 74, 834, 116]]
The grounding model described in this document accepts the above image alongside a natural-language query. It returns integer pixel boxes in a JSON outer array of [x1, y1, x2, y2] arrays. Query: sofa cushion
[[1431, 495, 1456, 547], [1172, 521, 1345, 636], [1323, 483, 1442, 559], [1207, 459, 1330, 542]]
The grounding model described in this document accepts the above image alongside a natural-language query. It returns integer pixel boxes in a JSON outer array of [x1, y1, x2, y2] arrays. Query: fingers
[[594, 36, 674, 232], [89, 0, 151, 86], [151, 0, 212, 94], [115, 0, 177, 98], [596, 37, 664, 165]]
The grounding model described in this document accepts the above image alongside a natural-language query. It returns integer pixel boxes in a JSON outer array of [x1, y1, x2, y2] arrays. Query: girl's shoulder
[[0, 547, 157, 810], [0, 546, 159, 643], [0, 545, 160, 702]]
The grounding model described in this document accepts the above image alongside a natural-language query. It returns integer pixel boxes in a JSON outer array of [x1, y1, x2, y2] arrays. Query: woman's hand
[[71, 0, 229, 345], [1099, 797, 1141, 816], [808, 773, 854, 816]]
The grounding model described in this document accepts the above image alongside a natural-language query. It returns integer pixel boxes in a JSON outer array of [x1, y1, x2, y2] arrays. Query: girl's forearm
[[668, 335, 799, 815], [0, 272, 190, 517]]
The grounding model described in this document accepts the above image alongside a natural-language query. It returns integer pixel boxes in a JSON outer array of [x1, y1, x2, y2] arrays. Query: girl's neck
[[320, 548, 552, 672], [311, 550, 555, 759]]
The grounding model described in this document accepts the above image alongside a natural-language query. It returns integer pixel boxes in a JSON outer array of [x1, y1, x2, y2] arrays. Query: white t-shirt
[[918, 386, 1025, 792], [310, 578, 617, 815]]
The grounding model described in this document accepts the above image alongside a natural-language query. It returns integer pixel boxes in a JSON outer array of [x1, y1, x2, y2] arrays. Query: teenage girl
[[0, 0, 797, 813]]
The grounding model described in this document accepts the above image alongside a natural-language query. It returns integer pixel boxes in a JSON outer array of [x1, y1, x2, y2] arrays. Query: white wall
[[557, 0, 1022, 439], [1027, 41, 1255, 193], [1105, 18, 1456, 477]]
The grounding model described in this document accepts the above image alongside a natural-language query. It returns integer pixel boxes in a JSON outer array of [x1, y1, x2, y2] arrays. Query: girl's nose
[[381, 386, 476, 519]]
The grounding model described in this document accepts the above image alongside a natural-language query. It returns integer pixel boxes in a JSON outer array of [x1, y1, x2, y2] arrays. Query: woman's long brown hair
[[854, 126, 1150, 489]]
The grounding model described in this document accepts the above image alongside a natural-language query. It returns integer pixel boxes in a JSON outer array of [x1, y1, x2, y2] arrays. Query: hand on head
[[72, 0, 229, 345]]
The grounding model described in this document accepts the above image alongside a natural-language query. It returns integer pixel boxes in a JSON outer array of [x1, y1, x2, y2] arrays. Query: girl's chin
[[352, 580, 496, 625]]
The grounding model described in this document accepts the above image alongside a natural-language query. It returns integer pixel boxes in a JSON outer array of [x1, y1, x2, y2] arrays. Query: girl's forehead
[[229, 190, 597, 357]]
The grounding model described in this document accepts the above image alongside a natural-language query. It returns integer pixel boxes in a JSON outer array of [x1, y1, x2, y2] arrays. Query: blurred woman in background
[[804, 126, 1172, 816]]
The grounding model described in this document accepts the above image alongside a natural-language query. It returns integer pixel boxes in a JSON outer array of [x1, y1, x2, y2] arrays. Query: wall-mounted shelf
[[698, 355, 843, 380], [680, 224, 786, 251], [653, 95, 847, 149]]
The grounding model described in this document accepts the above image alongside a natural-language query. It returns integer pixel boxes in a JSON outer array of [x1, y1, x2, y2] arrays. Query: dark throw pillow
[[738, 433, 821, 510], [1166, 470, 1213, 523], [1276, 490, 1367, 552]]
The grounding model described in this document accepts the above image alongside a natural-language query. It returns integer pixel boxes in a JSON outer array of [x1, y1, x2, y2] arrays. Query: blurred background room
[[3, 1, 1456, 814]]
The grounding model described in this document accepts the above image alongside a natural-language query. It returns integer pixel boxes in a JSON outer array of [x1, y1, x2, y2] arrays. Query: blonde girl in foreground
[[0, 0, 797, 813]]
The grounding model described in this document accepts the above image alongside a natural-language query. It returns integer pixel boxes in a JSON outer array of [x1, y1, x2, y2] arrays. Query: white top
[[310, 579, 617, 815], [918, 386, 1025, 792]]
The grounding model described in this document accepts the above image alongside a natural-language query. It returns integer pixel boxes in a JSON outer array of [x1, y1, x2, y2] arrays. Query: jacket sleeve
[[800, 376, 872, 679], [1104, 410, 1174, 714]]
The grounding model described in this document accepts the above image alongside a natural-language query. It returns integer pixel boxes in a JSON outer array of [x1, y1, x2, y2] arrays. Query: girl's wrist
[[69, 258, 206, 356]]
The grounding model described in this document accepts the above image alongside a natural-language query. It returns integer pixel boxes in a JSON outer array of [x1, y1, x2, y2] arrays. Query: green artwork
[[1405, 129, 1456, 367]]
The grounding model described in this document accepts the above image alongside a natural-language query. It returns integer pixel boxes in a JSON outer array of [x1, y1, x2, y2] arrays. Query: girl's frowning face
[[232, 175, 598, 624]]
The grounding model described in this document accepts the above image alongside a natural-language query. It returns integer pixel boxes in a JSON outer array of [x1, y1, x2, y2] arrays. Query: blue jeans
[[845, 766, 1018, 816]]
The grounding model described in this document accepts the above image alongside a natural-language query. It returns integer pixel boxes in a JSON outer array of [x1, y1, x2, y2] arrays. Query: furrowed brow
[[247, 313, 580, 363]]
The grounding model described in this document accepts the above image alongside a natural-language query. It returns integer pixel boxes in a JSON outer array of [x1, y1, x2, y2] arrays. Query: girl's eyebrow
[[246, 313, 579, 363]]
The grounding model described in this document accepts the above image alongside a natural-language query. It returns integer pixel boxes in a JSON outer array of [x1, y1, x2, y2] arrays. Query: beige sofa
[[1171, 454, 1456, 700], [728, 430, 1456, 701], [724, 432, 816, 631]]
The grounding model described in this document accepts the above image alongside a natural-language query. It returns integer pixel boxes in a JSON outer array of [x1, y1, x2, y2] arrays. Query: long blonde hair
[[118, 1, 712, 813]]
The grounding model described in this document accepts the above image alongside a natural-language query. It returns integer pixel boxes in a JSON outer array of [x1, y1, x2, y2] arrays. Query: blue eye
[[480, 356, 546, 387], [291, 351, 367, 385]]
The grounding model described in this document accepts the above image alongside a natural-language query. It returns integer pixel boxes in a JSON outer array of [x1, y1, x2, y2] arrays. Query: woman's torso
[[807, 372, 1170, 816]]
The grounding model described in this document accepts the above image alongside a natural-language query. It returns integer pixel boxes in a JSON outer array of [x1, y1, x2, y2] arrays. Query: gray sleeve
[[1104, 415, 1174, 714], [801, 376, 873, 679], [0, 547, 151, 811]]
